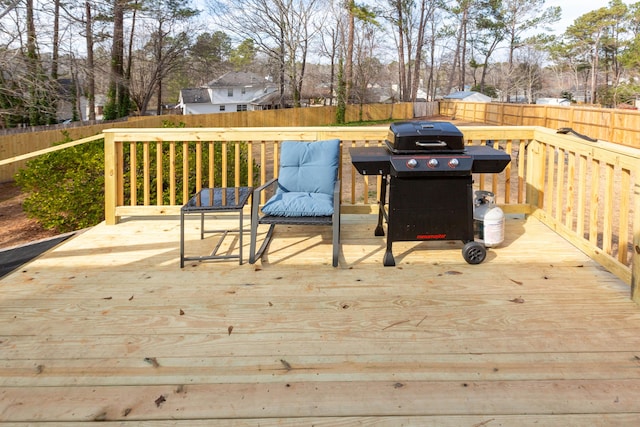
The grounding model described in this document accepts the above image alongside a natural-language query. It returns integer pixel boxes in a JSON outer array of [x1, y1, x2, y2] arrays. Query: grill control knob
[[428, 158, 439, 168], [406, 158, 418, 168], [449, 158, 459, 168]]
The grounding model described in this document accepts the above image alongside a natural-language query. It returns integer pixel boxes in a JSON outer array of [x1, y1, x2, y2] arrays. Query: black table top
[[182, 187, 252, 212]]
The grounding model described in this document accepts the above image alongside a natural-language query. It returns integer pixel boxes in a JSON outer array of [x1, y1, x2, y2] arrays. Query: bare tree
[[209, 0, 325, 108], [446, 0, 473, 94], [104, 0, 128, 119], [501, 0, 560, 101]]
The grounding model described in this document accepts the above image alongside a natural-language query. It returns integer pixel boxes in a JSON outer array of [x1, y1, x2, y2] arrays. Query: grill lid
[[386, 121, 465, 154]]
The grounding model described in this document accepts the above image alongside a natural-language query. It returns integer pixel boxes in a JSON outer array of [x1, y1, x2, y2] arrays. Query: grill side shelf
[[349, 146, 391, 175], [467, 145, 511, 173]]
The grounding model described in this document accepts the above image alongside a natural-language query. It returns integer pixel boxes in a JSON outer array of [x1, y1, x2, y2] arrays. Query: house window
[[237, 104, 247, 112], [228, 88, 233, 97], [219, 105, 225, 112], [241, 87, 246, 95]]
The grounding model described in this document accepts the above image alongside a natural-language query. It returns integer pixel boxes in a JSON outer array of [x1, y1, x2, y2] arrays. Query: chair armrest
[[254, 178, 278, 194], [251, 178, 278, 218]]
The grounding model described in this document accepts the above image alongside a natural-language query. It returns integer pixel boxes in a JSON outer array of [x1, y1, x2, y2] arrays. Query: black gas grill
[[350, 121, 511, 266]]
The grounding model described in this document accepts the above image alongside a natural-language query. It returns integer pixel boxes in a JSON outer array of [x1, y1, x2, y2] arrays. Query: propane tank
[[473, 190, 505, 247]]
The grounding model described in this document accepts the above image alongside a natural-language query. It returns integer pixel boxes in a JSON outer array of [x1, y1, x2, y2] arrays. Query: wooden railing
[[103, 126, 640, 303], [440, 101, 640, 148]]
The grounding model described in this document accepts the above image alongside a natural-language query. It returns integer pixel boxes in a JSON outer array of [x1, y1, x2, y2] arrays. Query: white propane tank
[[473, 190, 505, 247]]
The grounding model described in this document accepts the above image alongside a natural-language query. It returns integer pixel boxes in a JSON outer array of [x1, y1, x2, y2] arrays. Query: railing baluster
[[235, 142, 241, 188], [208, 141, 214, 188], [589, 159, 601, 245], [196, 141, 202, 193], [603, 163, 615, 255], [504, 140, 512, 204], [576, 154, 588, 238], [169, 142, 176, 205], [565, 151, 576, 230], [182, 141, 189, 204], [545, 144, 555, 213], [618, 168, 631, 264], [517, 140, 526, 204], [143, 142, 150, 206], [130, 142, 137, 206], [156, 141, 163, 205], [350, 140, 356, 205], [247, 141, 254, 188], [554, 147, 565, 223]]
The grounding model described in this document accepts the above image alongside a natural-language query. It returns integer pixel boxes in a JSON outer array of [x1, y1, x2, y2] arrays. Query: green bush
[[15, 122, 260, 233], [122, 139, 257, 206], [122, 120, 258, 205], [15, 133, 106, 232]]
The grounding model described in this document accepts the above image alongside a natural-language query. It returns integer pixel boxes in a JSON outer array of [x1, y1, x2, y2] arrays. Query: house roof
[[206, 71, 267, 87], [179, 88, 211, 104], [443, 91, 491, 102], [250, 89, 280, 105]]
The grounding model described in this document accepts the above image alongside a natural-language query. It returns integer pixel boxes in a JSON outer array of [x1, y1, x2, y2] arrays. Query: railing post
[[104, 131, 120, 225], [632, 179, 640, 304], [525, 138, 544, 209]]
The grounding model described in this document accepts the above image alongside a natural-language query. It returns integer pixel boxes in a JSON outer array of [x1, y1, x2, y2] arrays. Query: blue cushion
[[276, 139, 340, 195], [261, 139, 340, 217], [261, 192, 334, 216]]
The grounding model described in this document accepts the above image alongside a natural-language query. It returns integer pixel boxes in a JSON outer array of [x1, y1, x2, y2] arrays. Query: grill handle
[[415, 140, 447, 148]]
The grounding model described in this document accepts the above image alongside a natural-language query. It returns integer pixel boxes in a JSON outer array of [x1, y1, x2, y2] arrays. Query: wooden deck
[[1, 213, 640, 425]]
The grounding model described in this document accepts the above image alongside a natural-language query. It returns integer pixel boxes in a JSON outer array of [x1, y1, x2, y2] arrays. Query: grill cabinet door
[[388, 176, 474, 242]]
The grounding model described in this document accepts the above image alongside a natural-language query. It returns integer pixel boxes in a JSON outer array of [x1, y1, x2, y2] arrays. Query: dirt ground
[[0, 181, 60, 250]]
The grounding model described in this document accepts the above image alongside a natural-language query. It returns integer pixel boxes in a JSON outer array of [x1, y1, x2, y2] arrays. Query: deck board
[[1, 214, 639, 424]]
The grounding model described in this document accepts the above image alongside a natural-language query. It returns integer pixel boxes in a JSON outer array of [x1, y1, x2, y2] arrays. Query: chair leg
[[332, 219, 340, 267], [249, 192, 259, 264], [252, 224, 275, 263]]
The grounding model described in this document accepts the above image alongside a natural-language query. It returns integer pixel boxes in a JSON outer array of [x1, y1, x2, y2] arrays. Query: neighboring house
[[443, 91, 491, 103], [178, 71, 280, 115], [535, 97, 571, 106], [56, 79, 105, 122]]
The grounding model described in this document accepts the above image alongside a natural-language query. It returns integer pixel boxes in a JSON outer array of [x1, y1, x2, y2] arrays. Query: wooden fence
[[440, 101, 640, 148], [102, 126, 640, 302], [0, 103, 418, 182]]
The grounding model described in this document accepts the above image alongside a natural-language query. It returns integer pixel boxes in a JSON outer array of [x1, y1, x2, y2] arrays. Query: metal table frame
[[180, 187, 252, 267]]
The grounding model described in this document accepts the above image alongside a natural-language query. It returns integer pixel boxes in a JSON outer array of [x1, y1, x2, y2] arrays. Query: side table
[[180, 187, 252, 267]]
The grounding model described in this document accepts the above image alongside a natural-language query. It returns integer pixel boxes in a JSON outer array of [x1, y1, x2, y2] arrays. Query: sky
[[547, 0, 636, 34]]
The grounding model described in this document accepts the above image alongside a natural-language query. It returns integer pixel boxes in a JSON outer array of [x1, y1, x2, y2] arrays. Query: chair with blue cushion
[[249, 139, 341, 267]]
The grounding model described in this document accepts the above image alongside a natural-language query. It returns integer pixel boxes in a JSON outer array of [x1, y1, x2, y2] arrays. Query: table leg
[[200, 212, 205, 240], [180, 211, 185, 268], [239, 209, 243, 265]]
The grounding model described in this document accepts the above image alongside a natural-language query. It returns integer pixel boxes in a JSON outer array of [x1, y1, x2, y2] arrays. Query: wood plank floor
[[1, 214, 640, 425]]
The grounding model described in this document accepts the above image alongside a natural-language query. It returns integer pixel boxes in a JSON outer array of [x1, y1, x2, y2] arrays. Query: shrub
[[15, 133, 105, 232], [15, 122, 260, 233]]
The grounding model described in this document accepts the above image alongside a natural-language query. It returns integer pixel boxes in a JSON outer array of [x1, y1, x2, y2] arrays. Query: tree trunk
[[85, 1, 96, 121], [106, 0, 127, 119], [52, 0, 59, 81], [395, 2, 406, 101], [411, 0, 428, 101], [345, 4, 355, 103], [590, 35, 600, 104], [26, 0, 41, 125], [156, 22, 163, 116]]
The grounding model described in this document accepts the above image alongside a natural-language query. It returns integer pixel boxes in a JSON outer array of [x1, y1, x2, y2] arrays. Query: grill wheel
[[462, 241, 487, 264]]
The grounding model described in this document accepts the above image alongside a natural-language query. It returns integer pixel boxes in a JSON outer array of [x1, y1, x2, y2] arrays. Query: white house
[[178, 72, 280, 115], [535, 97, 571, 106]]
